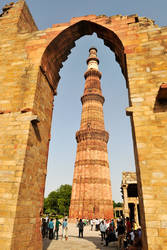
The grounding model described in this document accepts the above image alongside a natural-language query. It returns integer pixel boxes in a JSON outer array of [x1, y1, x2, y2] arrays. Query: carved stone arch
[[40, 20, 127, 94]]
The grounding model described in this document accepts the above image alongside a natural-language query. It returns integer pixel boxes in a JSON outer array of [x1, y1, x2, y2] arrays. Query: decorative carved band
[[84, 69, 101, 79], [70, 199, 113, 206], [75, 159, 109, 168], [77, 144, 107, 152], [82, 106, 103, 113], [76, 129, 109, 143], [81, 94, 105, 105], [85, 78, 101, 90], [73, 177, 111, 185], [86, 57, 99, 65], [81, 117, 104, 125]]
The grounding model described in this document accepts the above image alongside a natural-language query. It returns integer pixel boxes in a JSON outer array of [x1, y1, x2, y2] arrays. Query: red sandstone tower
[[69, 48, 113, 219]]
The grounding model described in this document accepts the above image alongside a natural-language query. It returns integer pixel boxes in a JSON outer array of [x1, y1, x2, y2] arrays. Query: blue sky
[[1, 0, 166, 201]]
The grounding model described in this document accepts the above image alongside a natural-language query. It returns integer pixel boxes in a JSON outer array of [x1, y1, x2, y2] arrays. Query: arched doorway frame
[[29, 17, 147, 248], [26, 16, 167, 250]]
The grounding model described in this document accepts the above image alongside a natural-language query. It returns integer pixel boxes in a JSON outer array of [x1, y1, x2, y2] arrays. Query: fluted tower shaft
[[69, 48, 113, 219]]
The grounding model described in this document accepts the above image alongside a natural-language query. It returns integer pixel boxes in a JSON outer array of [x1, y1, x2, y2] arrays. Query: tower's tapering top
[[87, 47, 99, 70], [89, 47, 97, 52]]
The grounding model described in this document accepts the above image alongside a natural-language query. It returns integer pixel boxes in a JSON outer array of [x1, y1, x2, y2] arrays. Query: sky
[[0, 0, 166, 202]]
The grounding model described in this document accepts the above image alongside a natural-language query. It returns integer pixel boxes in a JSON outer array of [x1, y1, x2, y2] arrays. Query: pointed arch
[[41, 20, 127, 92]]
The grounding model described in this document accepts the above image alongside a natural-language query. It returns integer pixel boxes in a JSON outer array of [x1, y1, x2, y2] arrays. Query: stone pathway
[[43, 223, 118, 250]]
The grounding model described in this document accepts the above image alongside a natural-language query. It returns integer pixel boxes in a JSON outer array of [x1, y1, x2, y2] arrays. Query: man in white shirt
[[100, 220, 107, 241]]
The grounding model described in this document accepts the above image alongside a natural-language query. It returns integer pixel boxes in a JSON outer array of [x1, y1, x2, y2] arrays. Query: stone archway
[[40, 19, 126, 91], [0, 1, 167, 249]]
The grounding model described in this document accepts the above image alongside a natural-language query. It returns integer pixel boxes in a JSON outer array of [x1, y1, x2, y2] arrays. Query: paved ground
[[43, 223, 118, 250]]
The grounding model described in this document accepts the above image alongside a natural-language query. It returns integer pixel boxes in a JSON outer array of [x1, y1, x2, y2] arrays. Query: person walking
[[78, 219, 84, 238], [45, 218, 49, 238], [55, 217, 62, 240], [116, 220, 125, 250], [95, 218, 100, 231], [110, 219, 115, 232], [90, 219, 93, 231], [41, 218, 47, 238], [100, 220, 107, 241], [125, 217, 132, 245], [105, 223, 117, 246], [62, 218, 68, 240], [126, 217, 131, 234], [132, 219, 138, 231], [48, 219, 54, 240]]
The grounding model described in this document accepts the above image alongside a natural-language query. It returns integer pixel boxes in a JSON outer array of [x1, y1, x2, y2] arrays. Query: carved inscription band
[[75, 159, 109, 168], [82, 106, 102, 113], [81, 93, 105, 105], [84, 68, 101, 79], [70, 199, 113, 206], [73, 177, 111, 185], [77, 145, 107, 152], [76, 128, 109, 143]]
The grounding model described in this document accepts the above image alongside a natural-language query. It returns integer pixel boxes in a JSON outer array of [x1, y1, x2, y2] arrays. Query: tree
[[113, 200, 123, 208], [56, 185, 72, 215], [43, 184, 72, 216]]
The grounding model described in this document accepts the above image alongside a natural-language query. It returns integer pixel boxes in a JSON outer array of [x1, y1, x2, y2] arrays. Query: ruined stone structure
[[121, 172, 140, 226], [114, 207, 123, 218], [69, 48, 113, 219], [0, 1, 167, 249]]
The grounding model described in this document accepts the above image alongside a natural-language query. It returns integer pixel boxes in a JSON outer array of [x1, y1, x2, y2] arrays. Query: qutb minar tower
[[69, 48, 113, 219]]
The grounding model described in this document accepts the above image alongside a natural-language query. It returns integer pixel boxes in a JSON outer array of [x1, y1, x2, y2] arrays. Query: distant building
[[121, 172, 140, 226], [114, 206, 123, 218]]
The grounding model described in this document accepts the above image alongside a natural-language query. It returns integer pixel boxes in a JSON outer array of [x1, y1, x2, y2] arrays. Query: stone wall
[[0, 0, 167, 249]]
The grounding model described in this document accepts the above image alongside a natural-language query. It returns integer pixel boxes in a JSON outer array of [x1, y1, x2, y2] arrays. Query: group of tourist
[[41, 217, 68, 240], [114, 217, 142, 250], [75, 216, 142, 249], [41, 215, 142, 249], [96, 216, 142, 249]]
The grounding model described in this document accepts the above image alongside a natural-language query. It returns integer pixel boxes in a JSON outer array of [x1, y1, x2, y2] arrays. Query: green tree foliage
[[44, 184, 72, 215], [113, 200, 123, 208]]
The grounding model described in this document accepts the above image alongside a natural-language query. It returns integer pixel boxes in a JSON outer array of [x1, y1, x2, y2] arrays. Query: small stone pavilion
[[114, 207, 123, 218], [121, 172, 140, 226]]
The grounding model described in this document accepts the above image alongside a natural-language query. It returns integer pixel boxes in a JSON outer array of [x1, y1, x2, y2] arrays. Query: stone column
[[122, 184, 129, 218], [134, 202, 139, 227]]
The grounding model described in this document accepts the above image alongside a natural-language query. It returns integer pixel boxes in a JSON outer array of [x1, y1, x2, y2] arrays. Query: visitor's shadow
[[42, 238, 52, 250], [70, 235, 118, 249], [42, 234, 118, 249]]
